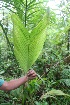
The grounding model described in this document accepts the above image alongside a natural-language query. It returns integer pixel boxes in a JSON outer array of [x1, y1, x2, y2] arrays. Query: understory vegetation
[[0, 0, 70, 105]]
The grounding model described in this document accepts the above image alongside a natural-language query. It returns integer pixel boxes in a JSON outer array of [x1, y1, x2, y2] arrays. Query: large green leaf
[[40, 89, 70, 100], [12, 14, 47, 72]]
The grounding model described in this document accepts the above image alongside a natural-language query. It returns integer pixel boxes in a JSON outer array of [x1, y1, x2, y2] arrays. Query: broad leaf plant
[[12, 14, 47, 72]]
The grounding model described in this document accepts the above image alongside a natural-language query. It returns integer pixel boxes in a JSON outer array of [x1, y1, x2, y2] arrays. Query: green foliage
[[60, 66, 70, 87], [35, 101, 48, 105], [40, 89, 70, 100], [0, 0, 70, 105], [61, 68, 70, 79], [1, 0, 47, 29], [12, 14, 47, 72]]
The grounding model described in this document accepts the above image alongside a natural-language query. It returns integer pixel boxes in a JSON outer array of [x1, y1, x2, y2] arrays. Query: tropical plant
[[0, 0, 70, 105], [12, 14, 48, 72]]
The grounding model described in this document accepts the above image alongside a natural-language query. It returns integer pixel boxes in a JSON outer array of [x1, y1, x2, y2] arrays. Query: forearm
[[0, 70, 37, 91], [0, 76, 28, 91]]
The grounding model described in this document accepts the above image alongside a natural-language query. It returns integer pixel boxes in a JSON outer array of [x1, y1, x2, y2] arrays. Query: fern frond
[[12, 14, 47, 72]]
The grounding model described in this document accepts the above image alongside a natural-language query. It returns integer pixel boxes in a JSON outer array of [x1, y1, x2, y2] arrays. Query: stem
[[25, 0, 27, 27], [67, 29, 70, 55], [37, 74, 45, 83], [0, 22, 13, 51]]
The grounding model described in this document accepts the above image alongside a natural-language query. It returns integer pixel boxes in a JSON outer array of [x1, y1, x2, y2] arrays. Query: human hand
[[26, 70, 37, 80]]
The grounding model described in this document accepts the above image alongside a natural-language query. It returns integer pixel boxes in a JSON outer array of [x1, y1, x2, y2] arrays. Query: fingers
[[27, 70, 37, 76], [27, 70, 37, 80]]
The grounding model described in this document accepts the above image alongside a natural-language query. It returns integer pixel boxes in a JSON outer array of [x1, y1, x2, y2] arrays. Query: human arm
[[0, 70, 37, 91]]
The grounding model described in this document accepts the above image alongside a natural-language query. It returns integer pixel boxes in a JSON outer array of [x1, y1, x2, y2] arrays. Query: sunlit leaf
[[12, 14, 47, 72], [40, 89, 70, 99]]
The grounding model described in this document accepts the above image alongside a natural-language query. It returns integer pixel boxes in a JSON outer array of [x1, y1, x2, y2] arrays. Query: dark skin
[[0, 70, 37, 91]]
